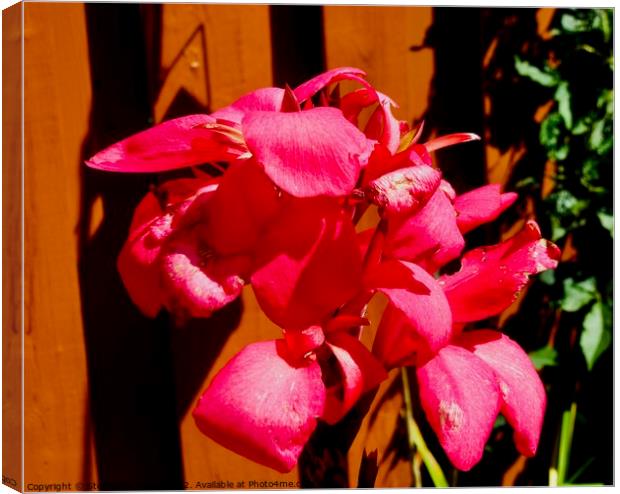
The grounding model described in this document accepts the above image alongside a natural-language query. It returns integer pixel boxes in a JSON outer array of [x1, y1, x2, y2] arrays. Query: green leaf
[[540, 112, 563, 147], [597, 9, 612, 43], [550, 215, 567, 241], [589, 119, 605, 150], [592, 116, 613, 156], [580, 158, 603, 192], [553, 143, 570, 161], [580, 301, 612, 370], [539, 269, 556, 286], [555, 82, 573, 129], [515, 176, 537, 189], [598, 133, 613, 156], [560, 11, 591, 33], [597, 211, 614, 237], [515, 56, 559, 87], [551, 190, 589, 218], [561, 277, 597, 312], [529, 346, 558, 370], [571, 118, 590, 135], [540, 113, 571, 161], [597, 89, 613, 115]]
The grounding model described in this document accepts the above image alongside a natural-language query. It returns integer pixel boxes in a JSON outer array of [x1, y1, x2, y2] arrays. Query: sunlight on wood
[[88, 195, 104, 240]]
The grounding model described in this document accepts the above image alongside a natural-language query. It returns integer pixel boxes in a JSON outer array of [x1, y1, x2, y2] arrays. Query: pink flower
[[454, 183, 518, 234], [382, 182, 466, 272], [242, 107, 371, 198], [250, 195, 364, 329], [116, 177, 239, 319], [193, 323, 387, 473], [86, 66, 560, 477], [86, 67, 382, 199], [117, 160, 282, 320], [85, 115, 248, 173], [372, 220, 560, 470], [439, 220, 561, 322], [414, 328, 548, 471]]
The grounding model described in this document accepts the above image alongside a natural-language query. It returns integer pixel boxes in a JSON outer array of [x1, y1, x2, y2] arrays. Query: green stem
[[557, 401, 577, 485], [401, 368, 449, 487]]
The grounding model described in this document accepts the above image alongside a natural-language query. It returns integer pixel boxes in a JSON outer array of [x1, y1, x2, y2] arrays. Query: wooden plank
[[155, 4, 273, 122], [324, 6, 434, 126], [152, 4, 298, 485], [23, 3, 96, 486], [2, 3, 23, 490], [323, 6, 434, 487]]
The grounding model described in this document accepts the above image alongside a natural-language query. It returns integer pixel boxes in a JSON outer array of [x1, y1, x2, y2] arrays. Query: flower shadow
[[76, 4, 241, 490]]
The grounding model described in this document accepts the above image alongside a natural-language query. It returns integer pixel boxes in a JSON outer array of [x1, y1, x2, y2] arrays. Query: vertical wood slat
[[323, 6, 434, 487], [324, 6, 434, 126], [3, 4, 23, 491], [154, 4, 273, 122], [23, 3, 95, 487], [151, 4, 300, 485]]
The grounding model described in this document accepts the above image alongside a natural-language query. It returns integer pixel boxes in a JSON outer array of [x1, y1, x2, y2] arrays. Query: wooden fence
[[4, 3, 552, 490]]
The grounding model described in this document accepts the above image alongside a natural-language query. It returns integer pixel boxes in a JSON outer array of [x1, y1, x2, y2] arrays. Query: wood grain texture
[[153, 5, 298, 485], [155, 4, 273, 122], [324, 6, 434, 126], [3, 3, 23, 490], [23, 3, 95, 486]]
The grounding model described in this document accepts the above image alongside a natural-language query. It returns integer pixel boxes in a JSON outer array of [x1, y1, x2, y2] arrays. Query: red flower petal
[[243, 107, 370, 197], [322, 332, 387, 424], [283, 326, 325, 361], [117, 203, 170, 318], [201, 160, 280, 256], [383, 187, 464, 272], [416, 345, 501, 471], [127, 190, 164, 234], [362, 143, 432, 186], [211, 87, 285, 126], [323, 314, 370, 334], [158, 178, 219, 213], [372, 260, 453, 358], [85, 115, 246, 172], [340, 87, 378, 126], [117, 179, 219, 318], [363, 91, 401, 153], [372, 303, 422, 369], [296, 67, 401, 153], [160, 227, 249, 319], [424, 132, 480, 153], [439, 221, 561, 322], [293, 66, 367, 103], [251, 197, 363, 329], [193, 340, 325, 473], [366, 164, 441, 216], [356, 228, 375, 261], [455, 330, 546, 456], [454, 184, 518, 234]]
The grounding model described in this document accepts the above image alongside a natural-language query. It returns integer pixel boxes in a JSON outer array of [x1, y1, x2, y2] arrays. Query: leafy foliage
[[515, 8, 613, 371], [500, 9, 614, 487], [529, 345, 559, 370]]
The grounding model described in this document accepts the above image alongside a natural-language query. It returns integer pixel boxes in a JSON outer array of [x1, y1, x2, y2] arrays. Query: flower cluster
[[86, 67, 560, 474]]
